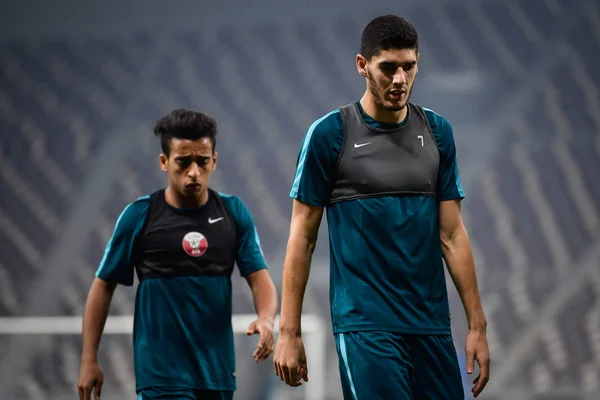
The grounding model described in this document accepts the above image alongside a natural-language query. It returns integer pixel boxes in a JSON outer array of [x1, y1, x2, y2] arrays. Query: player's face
[[358, 48, 419, 112], [159, 137, 217, 199]]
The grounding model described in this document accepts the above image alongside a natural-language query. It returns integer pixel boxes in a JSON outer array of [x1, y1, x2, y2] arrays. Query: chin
[[183, 186, 203, 195], [384, 103, 406, 112], [377, 97, 406, 111]]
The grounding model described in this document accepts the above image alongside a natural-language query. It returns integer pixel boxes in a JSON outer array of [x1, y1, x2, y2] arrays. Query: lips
[[389, 90, 405, 100], [186, 183, 201, 190]]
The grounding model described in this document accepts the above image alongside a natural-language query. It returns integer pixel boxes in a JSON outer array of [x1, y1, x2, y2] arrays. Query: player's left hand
[[246, 318, 275, 362], [465, 327, 490, 398]]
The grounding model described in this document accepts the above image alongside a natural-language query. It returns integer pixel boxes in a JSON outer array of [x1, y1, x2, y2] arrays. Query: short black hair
[[360, 15, 419, 60], [153, 109, 217, 156]]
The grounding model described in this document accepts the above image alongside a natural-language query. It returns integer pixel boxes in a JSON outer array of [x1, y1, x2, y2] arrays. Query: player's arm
[[275, 201, 324, 387], [81, 278, 117, 365], [433, 110, 489, 397], [439, 200, 489, 396], [278, 201, 323, 336], [229, 196, 278, 361], [246, 269, 277, 326], [245, 269, 278, 361], [79, 278, 117, 400], [439, 200, 487, 330], [275, 111, 341, 386], [78, 200, 147, 400]]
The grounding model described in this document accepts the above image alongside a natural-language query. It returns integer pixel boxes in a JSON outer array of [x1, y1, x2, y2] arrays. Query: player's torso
[[330, 102, 440, 204], [325, 103, 451, 334], [130, 189, 239, 390], [134, 189, 238, 280]]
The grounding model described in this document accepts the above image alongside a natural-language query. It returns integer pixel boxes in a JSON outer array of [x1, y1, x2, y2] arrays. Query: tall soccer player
[[78, 109, 278, 400], [274, 15, 490, 399]]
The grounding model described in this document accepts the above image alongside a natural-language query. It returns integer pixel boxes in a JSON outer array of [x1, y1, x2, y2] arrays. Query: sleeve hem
[[95, 271, 134, 286], [438, 194, 465, 201], [240, 263, 268, 278], [289, 192, 326, 207]]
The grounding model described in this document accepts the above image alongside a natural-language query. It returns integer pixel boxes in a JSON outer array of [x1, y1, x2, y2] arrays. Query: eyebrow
[[175, 155, 211, 161], [380, 60, 417, 68]]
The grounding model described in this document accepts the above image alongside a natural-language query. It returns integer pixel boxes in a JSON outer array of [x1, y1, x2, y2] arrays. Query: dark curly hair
[[360, 15, 419, 60], [153, 109, 217, 156]]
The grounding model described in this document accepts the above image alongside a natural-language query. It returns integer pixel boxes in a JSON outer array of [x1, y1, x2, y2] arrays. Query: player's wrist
[[257, 315, 275, 327], [81, 353, 99, 364], [467, 318, 487, 333], [278, 323, 302, 337]]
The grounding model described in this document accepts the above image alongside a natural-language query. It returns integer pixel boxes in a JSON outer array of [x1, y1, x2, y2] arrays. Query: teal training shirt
[[96, 192, 267, 391], [290, 101, 464, 335]]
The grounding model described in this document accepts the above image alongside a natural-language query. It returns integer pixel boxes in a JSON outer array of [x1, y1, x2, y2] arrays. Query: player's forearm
[[249, 273, 278, 325], [81, 278, 116, 363], [278, 234, 316, 336], [442, 229, 487, 331]]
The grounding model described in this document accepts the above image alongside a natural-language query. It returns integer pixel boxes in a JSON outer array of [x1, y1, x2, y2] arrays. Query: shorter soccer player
[[78, 109, 278, 400]]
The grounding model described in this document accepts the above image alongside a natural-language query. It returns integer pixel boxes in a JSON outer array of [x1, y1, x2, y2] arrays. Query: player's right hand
[[77, 360, 104, 400], [273, 333, 308, 387]]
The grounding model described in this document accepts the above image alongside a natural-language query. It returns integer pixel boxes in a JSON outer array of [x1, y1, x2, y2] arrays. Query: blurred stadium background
[[0, 0, 599, 398]]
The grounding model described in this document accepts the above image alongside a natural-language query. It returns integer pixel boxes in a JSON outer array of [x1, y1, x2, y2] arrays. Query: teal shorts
[[137, 387, 233, 400], [335, 331, 464, 400]]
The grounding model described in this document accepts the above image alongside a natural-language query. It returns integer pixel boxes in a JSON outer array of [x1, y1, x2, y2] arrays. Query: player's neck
[[359, 94, 407, 124], [164, 186, 209, 209]]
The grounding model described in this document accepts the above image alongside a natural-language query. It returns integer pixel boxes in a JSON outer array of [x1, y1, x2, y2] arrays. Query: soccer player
[[273, 15, 490, 399], [77, 109, 278, 400]]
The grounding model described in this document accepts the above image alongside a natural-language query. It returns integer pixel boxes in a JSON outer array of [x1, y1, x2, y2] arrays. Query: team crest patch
[[182, 231, 208, 257]]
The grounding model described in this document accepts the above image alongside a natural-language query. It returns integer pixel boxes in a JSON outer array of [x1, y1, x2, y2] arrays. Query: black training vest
[[329, 102, 439, 204], [134, 189, 238, 281]]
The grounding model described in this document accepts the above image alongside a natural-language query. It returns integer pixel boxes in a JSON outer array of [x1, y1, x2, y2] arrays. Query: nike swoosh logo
[[208, 217, 224, 224], [354, 142, 372, 148]]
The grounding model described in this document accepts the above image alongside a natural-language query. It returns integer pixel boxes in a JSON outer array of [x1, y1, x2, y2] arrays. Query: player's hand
[[246, 318, 275, 362], [465, 328, 490, 398], [273, 332, 308, 387], [77, 360, 104, 400]]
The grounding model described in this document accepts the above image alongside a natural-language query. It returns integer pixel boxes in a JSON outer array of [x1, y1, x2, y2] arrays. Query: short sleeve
[[290, 110, 344, 206], [220, 194, 268, 277], [95, 196, 150, 286], [425, 108, 466, 201]]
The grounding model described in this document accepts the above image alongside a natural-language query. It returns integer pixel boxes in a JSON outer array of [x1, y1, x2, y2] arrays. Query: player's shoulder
[[123, 194, 151, 216], [132, 194, 152, 205], [113, 194, 151, 233], [216, 191, 250, 219], [307, 108, 344, 137], [417, 105, 457, 156], [217, 190, 242, 201], [419, 105, 453, 135], [300, 107, 345, 156], [217, 191, 240, 206]]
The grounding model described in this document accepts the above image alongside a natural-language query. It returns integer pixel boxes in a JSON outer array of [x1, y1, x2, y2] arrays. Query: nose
[[188, 163, 201, 180], [393, 69, 407, 85]]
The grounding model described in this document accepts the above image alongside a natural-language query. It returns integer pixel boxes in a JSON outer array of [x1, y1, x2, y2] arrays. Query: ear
[[159, 153, 168, 172], [356, 54, 368, 78], [212, 152, 218, 172]]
